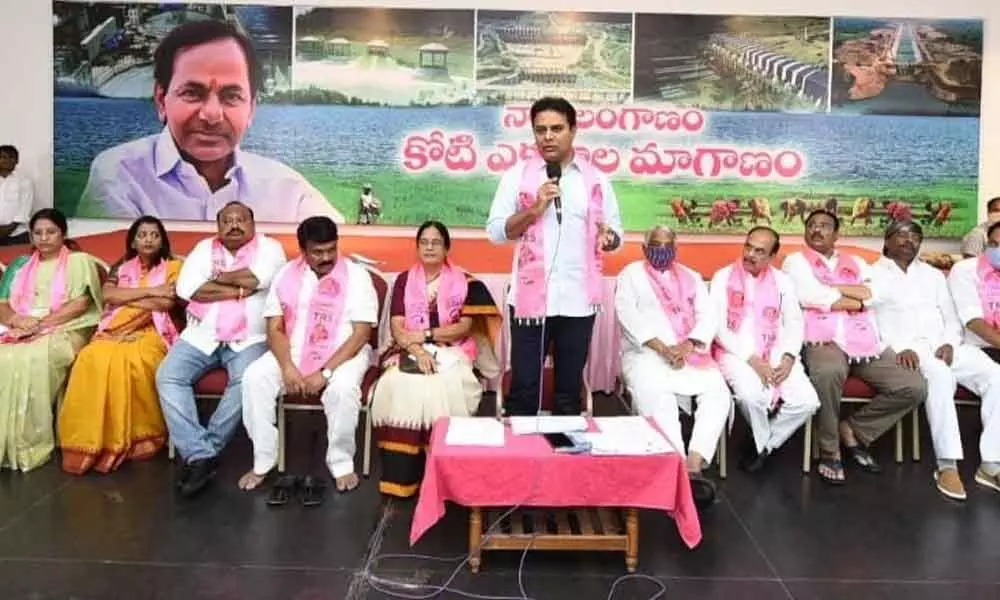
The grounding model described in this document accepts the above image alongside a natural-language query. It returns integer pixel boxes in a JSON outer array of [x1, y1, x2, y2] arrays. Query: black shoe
[[689, 471, 717, 510], [179, 457, 219, 497], [175, 460, 193, 490], [739, 448, 770, 474]]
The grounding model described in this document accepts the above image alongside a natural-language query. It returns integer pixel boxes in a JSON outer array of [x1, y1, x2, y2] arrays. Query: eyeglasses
[[807, 222, 835, 232], [418, 239, 444, 248]]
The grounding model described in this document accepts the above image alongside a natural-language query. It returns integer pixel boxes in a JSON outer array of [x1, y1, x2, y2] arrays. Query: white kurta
[[709, 264, 819, 454], [781, 250, 887, 355], [241, 260, 379, 477], [175, 235, 288, 355], [876, 257, 1000, 462], [615, 260, 730, 462]]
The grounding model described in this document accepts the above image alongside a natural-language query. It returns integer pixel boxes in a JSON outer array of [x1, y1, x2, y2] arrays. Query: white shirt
[[948, 256, 995, 348], [871, 257, 962, 355], [80, 128, 344, 223], [486, 159, 623, 317], [176, 235, 287, 355], [0, 170, 33, 236], [615, 260, 716, 356], [781, 250, 886, 353], [708, 264, 804, 362], [263, 259, 378, 366]]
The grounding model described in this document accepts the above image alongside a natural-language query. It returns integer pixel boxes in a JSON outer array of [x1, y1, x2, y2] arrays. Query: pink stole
[[718, 262, 782, 403], [643, 262, 714, 367], [276, 256, 349, 375], [801, 248, 880, 360], [9, 246, 71, 316], [187, 236, 259, 342], [403, 262, 477, 361], [976, 255, 1000, 328], [96, 257, 178, 346], [514, 156, 604, 324]]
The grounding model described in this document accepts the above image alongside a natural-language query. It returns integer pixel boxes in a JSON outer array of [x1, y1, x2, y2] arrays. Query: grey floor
[[1, 393, 999, 599]]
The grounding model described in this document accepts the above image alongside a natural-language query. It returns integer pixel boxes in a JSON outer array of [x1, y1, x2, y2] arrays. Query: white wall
[[1, 0, 995, 246]]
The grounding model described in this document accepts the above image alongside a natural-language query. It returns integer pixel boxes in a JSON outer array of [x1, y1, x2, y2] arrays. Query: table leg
[[469, 507, 482, 573], [625, 508, 639, 573]]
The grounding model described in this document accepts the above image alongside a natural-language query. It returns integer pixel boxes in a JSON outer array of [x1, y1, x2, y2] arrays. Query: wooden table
[[410, 418, 702, 572], [469, 506, 639, 573]]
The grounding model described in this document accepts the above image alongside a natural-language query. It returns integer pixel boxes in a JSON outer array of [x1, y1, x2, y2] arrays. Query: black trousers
[[506, 308, 596, 416], [0, 232, 29, 246]]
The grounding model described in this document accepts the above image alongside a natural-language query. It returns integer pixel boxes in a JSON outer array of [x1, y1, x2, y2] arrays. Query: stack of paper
[[580, 417, 673, 456], [509, 415, 588, 435], [445, 417, 506, 447]]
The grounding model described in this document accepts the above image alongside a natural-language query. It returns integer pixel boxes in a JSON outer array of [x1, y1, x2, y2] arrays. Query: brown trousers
[[802, 344, 927, 456]]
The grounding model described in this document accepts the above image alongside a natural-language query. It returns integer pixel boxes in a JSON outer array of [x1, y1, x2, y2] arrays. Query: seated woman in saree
[[0, 208, 102, 472], [371, 221, 501, 498], [59, 216, 182, 474]]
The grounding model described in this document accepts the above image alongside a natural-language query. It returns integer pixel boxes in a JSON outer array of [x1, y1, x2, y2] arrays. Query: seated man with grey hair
[[614, 225, 730, 508], [874, 219, 1000, 500]]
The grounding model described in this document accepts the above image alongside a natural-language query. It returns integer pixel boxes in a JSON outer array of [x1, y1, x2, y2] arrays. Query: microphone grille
[[545, 161, 561, 181]]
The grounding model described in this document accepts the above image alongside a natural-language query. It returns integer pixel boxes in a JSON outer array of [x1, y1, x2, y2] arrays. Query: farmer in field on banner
[[485, 96, 623, 417]]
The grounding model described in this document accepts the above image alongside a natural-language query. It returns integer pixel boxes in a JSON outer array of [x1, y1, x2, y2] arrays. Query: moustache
[[226, 228, 244, 236], [318, 261, 334, 269]]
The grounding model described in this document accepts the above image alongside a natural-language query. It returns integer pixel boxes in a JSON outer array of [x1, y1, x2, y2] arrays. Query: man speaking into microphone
[[486, 96, 623, 416]]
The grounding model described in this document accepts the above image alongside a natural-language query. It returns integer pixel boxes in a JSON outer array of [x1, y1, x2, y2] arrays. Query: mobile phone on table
[[543, 432, 588, 454]]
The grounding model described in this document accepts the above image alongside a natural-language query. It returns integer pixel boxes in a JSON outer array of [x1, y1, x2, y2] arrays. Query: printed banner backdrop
[[52, 4, 983, 237]]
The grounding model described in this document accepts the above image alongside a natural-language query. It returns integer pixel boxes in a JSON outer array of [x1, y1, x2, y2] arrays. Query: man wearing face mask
[[960, 197, 1000, 258], [615, 225, 730, 507], [782, 209, 926, 486], [709, 227, 819, 473], [486, 96, 623, 417], [239, 217, 377, 499], [156, 201, 287, 497], [873, 220, 1000, 500], [947, 220, 1000, 494]]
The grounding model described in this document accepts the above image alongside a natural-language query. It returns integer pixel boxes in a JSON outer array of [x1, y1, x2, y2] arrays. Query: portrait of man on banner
[[77, 18, 343, 224]]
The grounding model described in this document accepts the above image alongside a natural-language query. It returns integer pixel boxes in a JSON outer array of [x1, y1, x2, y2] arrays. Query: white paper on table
[[581, 416, 673, 455], [445, 417, 506, 447], [509, 415, 588, 435]]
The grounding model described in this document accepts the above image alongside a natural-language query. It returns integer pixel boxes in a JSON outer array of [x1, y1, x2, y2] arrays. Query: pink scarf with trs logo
[[514, 157, 604, 324], [186, 236, 259, 342], [801, 248, 880, 360], [276, 256, 350, 375]]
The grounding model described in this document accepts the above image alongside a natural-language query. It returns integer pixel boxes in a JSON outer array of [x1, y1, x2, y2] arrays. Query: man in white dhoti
[[710, 227, 819, 473], [615, 225, 730, 507], [239, 216, 378, 497], [874, 220, 1000, 500], [946, 220, 1000, 495]]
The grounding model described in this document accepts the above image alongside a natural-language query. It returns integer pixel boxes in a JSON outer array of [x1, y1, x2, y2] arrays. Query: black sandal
[[844, 445, 882, 474], [817, 458, 846, 485], [301, 476, 326, 507], [267, 475, 299, 506]]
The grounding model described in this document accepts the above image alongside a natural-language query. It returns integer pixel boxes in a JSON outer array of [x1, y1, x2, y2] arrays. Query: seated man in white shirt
[[615, 225, 730, 507], [239, 217, 377, 497], [874, 220, 1000, 500], [156, 201, 287, 497], [783, 209, 925, 485], [946, 220, 1000, 494], [710, 227, 819, 473], [79, 20, 342, 223], [0, 145, 34, 246]]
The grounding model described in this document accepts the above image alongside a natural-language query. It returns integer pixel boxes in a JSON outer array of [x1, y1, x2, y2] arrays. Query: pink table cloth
[[409, 418, 703, 549]]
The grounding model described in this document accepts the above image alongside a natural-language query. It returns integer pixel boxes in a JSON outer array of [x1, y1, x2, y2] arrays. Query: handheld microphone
[[545, 161, 562, 225]]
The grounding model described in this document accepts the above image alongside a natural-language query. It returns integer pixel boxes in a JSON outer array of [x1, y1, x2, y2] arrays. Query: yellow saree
[[0, 252, 102, 472], [59, 259, 182, 474]]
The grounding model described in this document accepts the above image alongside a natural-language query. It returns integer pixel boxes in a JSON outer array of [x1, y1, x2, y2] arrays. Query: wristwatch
[[424, 329, 433, 343], [321, 368, 333, 381]]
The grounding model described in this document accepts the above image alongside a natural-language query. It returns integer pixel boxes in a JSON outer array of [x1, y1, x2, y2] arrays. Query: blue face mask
[[987, 247, 1000, 269], [645, 245, 676, 271]]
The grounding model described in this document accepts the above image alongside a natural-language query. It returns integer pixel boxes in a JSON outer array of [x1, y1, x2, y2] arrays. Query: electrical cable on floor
[[361, 222, 669, 600]]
